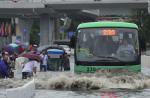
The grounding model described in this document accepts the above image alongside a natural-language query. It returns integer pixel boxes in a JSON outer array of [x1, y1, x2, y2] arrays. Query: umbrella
[[9, 43, 18, 48], [21, 53, 41, 62], [3, 45, 16, 54], [47, 49, 64, 54], [3, 43, 24, 55], [38, 45, 65, 53], [9, 43, 26, 53], [4, 43, 18, 54]]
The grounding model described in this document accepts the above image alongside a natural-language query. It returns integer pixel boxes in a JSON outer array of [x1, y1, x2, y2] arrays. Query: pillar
[[55, 18, 61, 40], [40, 14, 55, 46]]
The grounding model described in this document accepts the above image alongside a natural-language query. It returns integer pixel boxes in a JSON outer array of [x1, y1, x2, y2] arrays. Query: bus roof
[[77, 21, 138, 29]]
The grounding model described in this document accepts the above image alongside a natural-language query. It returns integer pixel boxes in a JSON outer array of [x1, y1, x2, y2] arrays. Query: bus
[[74, 21, 141, 73]]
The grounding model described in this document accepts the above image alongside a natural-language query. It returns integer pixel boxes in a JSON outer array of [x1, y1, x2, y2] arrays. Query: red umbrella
[[21, 53, 41, 62]]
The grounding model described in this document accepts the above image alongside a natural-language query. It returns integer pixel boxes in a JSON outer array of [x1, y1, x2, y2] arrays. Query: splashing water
[[34, 72, 150, 90], [0, 78, 31, 89]]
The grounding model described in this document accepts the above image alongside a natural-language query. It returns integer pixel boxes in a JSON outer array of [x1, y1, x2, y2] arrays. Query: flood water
[[35, 89, 150, 98], [34, 55, 150, 98]]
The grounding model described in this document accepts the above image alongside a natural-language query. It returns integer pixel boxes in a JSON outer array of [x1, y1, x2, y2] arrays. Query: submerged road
[[33, 54, 150, 98]]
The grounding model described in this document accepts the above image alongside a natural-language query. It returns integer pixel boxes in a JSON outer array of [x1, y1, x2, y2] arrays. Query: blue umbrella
[[47, 49, 64, 54]]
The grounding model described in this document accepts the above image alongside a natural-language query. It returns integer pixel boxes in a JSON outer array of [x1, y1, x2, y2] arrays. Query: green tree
[[129, 9, 149, 50], [141, 13, 150, 43], [130, 9, 150, 43], [29, 21, 40, 45]]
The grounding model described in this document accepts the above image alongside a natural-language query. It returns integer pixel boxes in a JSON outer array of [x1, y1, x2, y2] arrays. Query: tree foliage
[[130, 9, 150, 43], [29, 21, 40, 45]]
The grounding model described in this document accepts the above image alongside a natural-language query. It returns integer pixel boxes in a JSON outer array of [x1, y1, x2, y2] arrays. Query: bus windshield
[[76, 28, 139, 62]]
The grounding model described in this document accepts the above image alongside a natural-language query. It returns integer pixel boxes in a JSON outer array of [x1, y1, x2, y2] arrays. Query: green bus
[[74, 21, 141, 73]]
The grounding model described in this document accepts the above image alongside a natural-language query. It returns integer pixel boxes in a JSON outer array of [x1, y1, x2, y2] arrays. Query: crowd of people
[[0, 44, 70, 79]]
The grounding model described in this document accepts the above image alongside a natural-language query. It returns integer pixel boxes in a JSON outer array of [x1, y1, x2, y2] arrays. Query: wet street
[[34, 89, 150, 98], [33, 54, 150, 98], [0, 1, 150, 98]]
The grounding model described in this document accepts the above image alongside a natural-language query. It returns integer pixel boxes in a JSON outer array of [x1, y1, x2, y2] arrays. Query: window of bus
[[76, 28, 139, 62]]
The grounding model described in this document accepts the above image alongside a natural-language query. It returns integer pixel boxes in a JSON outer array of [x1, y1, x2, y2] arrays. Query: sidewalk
[[146, 50, 150, 56], [141, 49, 150, 69]]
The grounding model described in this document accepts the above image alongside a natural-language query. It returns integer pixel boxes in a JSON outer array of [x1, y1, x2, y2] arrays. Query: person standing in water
[[0, 52, 10, 78], [40, 52, 48, 72]]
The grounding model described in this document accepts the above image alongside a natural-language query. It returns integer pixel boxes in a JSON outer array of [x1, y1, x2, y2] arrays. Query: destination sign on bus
[[101, 29, 116, 36]]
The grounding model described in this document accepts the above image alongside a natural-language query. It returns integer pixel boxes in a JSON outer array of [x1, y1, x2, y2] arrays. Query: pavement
[[146, 50, 150, 56]]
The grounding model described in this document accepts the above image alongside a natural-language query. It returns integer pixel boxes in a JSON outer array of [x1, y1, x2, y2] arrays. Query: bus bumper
[[74, 64, 141, 73]]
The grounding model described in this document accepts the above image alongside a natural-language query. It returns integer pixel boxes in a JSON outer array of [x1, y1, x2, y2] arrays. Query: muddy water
[[35, 89, 150, 98], [35, 72, 150, 90], [0, 78, 31, 89], [34, 55, 150, 98]]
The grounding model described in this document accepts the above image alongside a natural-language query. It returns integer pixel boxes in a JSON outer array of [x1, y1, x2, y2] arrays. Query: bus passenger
[[116, 39, 135, 56]]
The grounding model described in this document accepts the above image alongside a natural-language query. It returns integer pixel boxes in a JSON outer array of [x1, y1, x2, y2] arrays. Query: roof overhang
[[45, 0, 148, 10]]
